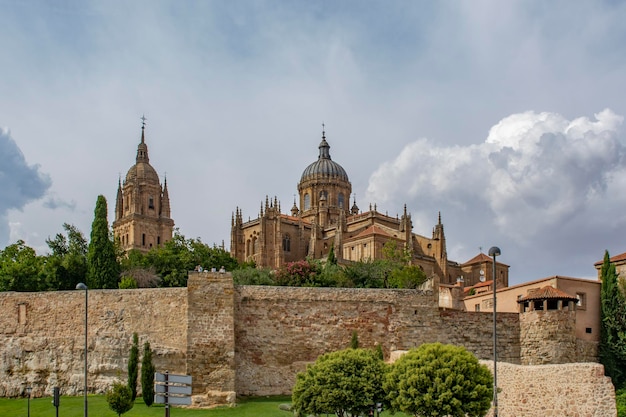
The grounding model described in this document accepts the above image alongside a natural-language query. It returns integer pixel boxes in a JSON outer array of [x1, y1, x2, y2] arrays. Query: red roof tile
[[518, 286, 577, 302], [594, 251, 626, 266]]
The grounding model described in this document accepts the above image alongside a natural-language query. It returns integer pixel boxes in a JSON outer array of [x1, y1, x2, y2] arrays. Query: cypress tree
[[127, 333, 139, 401], [350, 330, 359, 349], [599, 250, 626, 388], [87, 195, 120, 288], [141, 341, 156, 406]]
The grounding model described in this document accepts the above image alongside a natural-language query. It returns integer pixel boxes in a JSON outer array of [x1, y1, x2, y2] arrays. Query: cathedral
[[113, 121, 174, 253], [230, 129, 509, 287]]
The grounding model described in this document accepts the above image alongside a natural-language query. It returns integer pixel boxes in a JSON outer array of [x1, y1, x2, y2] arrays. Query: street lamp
[[26, 386, 31, 417], [76, 282, 88, 417], [488, 246, 501, 417]]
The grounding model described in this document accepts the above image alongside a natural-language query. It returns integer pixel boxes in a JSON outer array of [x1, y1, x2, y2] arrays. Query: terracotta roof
[[353, 225, 394, 239], [463, 253, 492, 265], [463, 280, 494, 293], [517, 286, 577, 302], [594, 251, 626, 266], [462, 252, 509, 267], [279, 214, 309, 224]]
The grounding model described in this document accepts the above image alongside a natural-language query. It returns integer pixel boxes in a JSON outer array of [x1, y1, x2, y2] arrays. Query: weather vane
[[141, 114, 147, 129]]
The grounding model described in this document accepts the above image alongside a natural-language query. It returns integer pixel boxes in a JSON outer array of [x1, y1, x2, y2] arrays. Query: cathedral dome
[[124, 127, 160, 184], [125, 161, 159, 184], [300, 136, 349, 182]]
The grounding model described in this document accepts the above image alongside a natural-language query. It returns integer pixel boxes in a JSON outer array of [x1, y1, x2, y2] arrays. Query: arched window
[[338, 193, 345, 208], [304, 194, 311, 210], [149, 196, 154, 209], [283, 234, 291, 252]]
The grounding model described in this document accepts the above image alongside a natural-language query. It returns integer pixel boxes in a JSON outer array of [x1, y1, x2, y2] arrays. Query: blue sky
[[2, 0, 626, 283]]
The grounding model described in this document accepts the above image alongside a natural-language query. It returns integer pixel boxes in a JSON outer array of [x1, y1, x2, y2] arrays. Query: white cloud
[[366, 109, 626, 280]]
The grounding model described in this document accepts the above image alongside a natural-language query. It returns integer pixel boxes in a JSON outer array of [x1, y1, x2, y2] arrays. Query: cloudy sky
[[2, 0, 626, 284]]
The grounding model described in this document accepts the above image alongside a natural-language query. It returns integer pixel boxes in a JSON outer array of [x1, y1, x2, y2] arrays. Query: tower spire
[[136, 115, 149, 163]]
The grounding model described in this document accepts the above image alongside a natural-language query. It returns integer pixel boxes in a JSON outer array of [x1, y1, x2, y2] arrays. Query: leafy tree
[[105, 381, 134, 417], [87, 195, 120, 288], [616, 387, 626, 417], [42, 223, 88, 290], [141, 341, 156, 406], [274, 259, 323, 287], [292, 348, 387, 417], [384, 343, 493, 417], [388, 264, 428, 289], [375, 344, 384, 361], [327, 242, 337, 266], [0, 240, 43, 291], [232, 266, 275, 285], [128, 333, 139, 401], [142, 231, 238, 287], [119, 276, 138, 289], [599, 250, 626, 388]]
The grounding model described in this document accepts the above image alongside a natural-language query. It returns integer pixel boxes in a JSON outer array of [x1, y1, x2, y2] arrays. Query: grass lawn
[[0, 395, 405, 416]]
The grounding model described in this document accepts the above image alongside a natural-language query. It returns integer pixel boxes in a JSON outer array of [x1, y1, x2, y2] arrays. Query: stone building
[[230, 129, 509, 286], [113, 121, 174, 253]]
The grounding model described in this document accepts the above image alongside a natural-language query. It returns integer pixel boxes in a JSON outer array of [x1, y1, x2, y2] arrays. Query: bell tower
[[113, 117, 174, 253]]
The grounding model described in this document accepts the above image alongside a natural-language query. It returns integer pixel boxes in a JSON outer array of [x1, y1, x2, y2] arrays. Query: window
[[338, 193, 345, 208], [586, 327, 592, 334], [304, 194, 311, 210], [149, 196, 154, 209], [576, 293, 586, 310], [142, 234, 146, 246], [282, 235, 291, 252], [157, 236, 161, 245], [474, 304, 480, 312]]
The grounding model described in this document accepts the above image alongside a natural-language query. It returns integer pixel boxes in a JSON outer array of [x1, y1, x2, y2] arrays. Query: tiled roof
[[463, 280, 494, 293], [353, 225, 394, 239], [462, 252, 509, 267], [463, 253, 492, 265], [518, 286, 577, 302], [594, 251, 626, 266]]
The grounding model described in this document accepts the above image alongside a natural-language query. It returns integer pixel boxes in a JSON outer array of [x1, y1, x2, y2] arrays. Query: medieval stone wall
[[0, 288, 187, 397], [233, 285, 522, 396], [483, 361, 616, 417], [520, 310, 578, 365]]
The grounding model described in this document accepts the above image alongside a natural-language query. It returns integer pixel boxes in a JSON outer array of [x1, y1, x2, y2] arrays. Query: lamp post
[[76, 282, 88, 417], [488, 246, 501, 417], [26, 386, 31, 417]]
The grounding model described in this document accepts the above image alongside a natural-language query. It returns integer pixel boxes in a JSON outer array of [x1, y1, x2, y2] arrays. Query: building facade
[[113, 122, 174, 253], [230, 129, 509, 285]]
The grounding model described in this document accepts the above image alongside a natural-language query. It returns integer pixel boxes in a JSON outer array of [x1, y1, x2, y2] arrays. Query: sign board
[[154, 395, 192, 406], [155, 384, 192, 395], [154, 372, 192, 385]]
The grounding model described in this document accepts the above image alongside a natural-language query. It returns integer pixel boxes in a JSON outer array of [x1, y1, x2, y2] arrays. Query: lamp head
[[76, 282, 88, 290], [488, 246, 501, 257]]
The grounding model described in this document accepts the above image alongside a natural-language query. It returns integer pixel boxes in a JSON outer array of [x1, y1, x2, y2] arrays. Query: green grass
[[0, 395, 405, 416]]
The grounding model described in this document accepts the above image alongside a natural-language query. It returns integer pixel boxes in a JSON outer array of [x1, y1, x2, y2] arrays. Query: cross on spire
[[141, 114, 147, 130]]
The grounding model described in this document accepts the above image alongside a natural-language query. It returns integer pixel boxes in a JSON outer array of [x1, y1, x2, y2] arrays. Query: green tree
[[42, 223, 88, 290], [599, 250, 626, 388], [87, 196, 120, 289], [232, 266, 275, 285], [105, 381, 134, 417], [141, 341, 156, 406], [384, 343, 493, 417], [616, 387, 626, 417], [292, 348, 387, 417], [128, 333, 139, 401], [119, 276, 138, 289], [0, 240, 43, 291]]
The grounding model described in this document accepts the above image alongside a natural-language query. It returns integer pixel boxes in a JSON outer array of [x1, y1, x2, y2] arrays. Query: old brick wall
[[0, 288, 187, 397]]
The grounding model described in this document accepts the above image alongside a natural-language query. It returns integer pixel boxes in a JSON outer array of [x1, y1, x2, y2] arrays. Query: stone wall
[[439, 310, 521, 364], [186, 272, 236, 406], [233, 285, 522, 396], [0, 288, 187, 397], [520, 310, 577, 365], [483, 361, 616, 417]]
